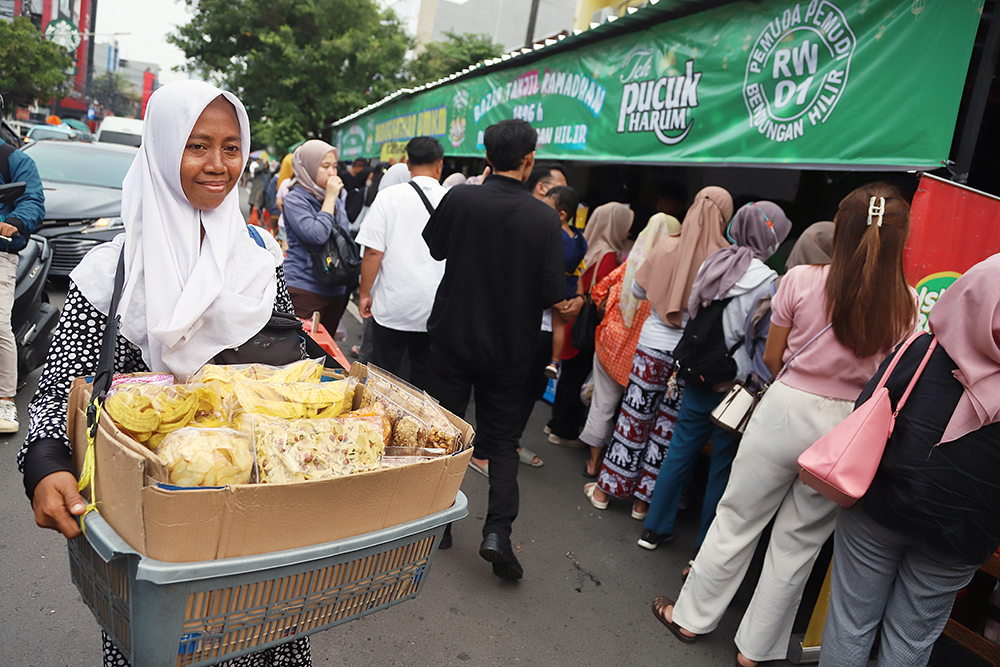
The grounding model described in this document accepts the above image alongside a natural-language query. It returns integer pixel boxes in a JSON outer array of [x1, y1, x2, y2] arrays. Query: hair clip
[[867, 196, 885, 227]]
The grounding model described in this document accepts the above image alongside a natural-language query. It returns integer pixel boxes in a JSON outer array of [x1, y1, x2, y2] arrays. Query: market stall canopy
[[331, 0, 982, 171]]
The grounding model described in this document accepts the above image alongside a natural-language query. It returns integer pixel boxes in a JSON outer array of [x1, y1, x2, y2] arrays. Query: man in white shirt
[[356, 137, 446, 389]]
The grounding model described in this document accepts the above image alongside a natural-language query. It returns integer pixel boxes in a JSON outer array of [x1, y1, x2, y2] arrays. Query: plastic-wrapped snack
[[104, 381, 229, 451], [109, 372, 175, 391], [361, 365, 462, 453], [158, 427, 254, 487], [251, 403, 389, 483], [189, 358, 325, 390], [230, 378, 357, 426]]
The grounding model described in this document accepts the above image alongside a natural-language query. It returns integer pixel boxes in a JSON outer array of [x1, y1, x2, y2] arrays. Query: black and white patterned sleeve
[[275, 265, 295, 314], [18, 283, 146, 498]]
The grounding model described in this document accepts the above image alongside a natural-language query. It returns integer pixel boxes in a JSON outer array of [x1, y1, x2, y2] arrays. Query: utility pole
[[525, 0, 541, 47]]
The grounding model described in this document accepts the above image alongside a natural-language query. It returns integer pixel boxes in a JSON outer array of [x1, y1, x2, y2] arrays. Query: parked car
[[95, 116, 142, 147], [22, 140, 136, 275], [25, 124, 93, 143]]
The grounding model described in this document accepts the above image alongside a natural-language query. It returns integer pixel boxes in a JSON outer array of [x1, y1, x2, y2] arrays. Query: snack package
[[189, 358, 325, 391], [104, 381, 229, 451], [158, 427, 254, 487], [250, 402, 390, 483], [361, 365, 462, 453], [109, 372, 175, 391], [229, 378, 357, 427]]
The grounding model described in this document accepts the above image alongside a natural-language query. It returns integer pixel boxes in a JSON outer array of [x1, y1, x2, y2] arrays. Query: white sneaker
[[0, 400, 19, 433]]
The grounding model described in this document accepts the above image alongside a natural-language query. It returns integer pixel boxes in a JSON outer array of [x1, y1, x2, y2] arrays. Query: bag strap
[[871, 331, 929, 395], [774, 323, 833, 383], [893, 335, 938, 417], [408, 180, 436, 216]]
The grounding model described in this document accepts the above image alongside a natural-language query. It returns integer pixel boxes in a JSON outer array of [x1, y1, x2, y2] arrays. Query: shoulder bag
[[711, 322, 832, 434], [797, 332, 937, 508], [570, 266, 601, 354]]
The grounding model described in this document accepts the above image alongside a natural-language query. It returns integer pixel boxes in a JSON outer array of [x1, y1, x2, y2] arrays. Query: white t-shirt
[[354, 175, 447, 332]]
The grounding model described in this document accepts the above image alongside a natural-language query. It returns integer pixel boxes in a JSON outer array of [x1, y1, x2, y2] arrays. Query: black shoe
[[637, 528, 674, 550], [479, 533, 523, 580], [438, 523, 453, 550]]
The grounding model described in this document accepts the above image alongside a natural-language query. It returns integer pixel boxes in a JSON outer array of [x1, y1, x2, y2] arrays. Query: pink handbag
[[797, 332, 938, 508]]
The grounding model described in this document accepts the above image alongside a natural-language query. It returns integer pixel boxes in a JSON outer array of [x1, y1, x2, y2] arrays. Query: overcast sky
[[93, 0, 195, 84]]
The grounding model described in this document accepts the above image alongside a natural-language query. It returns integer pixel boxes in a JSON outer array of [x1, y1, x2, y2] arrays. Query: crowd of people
[[13, 81, 1000, 667]]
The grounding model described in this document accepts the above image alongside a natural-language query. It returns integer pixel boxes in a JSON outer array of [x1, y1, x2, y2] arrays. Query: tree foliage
[[90, 71, 140, 117], [168, 0, 411, 152], [0, 17, 74, 107], [409, 32, 504, 87]]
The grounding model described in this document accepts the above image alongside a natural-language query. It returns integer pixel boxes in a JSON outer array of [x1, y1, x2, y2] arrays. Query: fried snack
[[361, 366, 461, 453], [158, 427, 254, 487], [251, 404, 389, 483], [230, 378, 356, 425], [104, 382, 229, 451], [190, 359, 324, 391]]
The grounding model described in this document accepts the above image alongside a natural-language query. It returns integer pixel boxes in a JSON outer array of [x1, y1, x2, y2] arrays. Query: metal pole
[[953, 3, 1000, 184], [525, 0, 541, 47]]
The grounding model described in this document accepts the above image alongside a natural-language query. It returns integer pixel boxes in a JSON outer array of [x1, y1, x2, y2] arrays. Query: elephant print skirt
[[597, 344, 683, 501]]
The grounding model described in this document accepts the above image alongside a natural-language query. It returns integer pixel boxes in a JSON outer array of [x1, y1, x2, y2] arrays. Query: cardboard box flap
[[141, 485, 226, 561]]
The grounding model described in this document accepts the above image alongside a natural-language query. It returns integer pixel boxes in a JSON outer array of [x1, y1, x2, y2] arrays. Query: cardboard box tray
[[68, 364, 474, 563]]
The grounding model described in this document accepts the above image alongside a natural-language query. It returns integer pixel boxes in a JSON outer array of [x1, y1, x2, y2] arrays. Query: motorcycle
[[0, 181, 59, 386]]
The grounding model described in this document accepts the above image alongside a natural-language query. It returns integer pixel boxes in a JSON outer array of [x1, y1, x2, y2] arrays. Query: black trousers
[[426, 344, 530, 539], [516, 332, 553, 440], [546, 350, 594, 439], [371, 320, 431, 390]]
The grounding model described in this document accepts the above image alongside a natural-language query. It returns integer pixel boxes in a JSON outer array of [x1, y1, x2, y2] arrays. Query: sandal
[[631, 500, 649, 521], [518, 447, 544, 467], [584, 482, 609, 510], [467, 459, 489, 478], [652, 596, 697, 644]]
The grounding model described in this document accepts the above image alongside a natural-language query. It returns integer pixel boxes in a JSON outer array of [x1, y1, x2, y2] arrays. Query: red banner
[[906, 174, 1000, 330]]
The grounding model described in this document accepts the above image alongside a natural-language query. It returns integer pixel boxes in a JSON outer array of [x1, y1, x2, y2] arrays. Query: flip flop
[[652, 596, 697, 644], [582, 464, 598, 479], [467, 460, 489, 478], [518, 447, 543, 467]]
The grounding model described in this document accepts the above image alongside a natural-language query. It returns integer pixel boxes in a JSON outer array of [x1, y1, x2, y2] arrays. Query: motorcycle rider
[[0, 114, 45, 432]]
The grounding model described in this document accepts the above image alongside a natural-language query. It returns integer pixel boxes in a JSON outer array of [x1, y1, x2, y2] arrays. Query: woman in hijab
[[638, 201, 792, 552], [19, 80, 311, 666], [579, 213, 680, 478], [654, 184, 915, 667], [820, 253, 1000, 667], [546, 202, 633, 446], [584, 188, 733, 518], [283, 139, 351, 336]]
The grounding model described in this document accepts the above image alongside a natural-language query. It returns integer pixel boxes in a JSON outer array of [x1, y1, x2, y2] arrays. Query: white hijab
[[71, 80, 281, 379], [378, 163, 411, 192]]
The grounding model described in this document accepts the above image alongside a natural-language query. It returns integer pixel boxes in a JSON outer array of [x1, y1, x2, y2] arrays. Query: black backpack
[[672, 297, 743, 388], [309, 219, 362, 287]]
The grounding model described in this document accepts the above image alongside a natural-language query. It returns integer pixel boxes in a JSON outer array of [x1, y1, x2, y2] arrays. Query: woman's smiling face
[[180, 96, 243, 210]]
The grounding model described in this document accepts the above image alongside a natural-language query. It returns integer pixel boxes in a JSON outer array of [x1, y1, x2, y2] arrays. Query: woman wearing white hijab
[[19, 81, 311, 666]]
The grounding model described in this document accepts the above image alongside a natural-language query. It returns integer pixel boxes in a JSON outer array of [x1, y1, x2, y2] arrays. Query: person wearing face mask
[[283, 139, 352, 336], [19, 80, 311, 666]]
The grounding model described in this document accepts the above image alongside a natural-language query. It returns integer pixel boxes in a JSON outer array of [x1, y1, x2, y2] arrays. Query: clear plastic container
[[362, 365, 462, 454]]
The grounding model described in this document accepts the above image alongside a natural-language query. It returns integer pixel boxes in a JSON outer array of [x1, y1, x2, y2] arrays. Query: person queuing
[[282, 140, 352, 336], [654, 184, 916, 667], [546, 202, 633, 447], [819, 254, 1000, 667], [19, 80, 310, 667], [526, 163, 567, 199], [543, 185, 587, 381], [422, 119, 564, 580], [0, 130, 45, 433], [579, 213, 680, 479], [638, 201, 791, 554], [356, 137, 446, 389], [584, 188, 732, 521]]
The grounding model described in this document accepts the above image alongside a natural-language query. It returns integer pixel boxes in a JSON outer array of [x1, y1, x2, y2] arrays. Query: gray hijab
[[688, 201, 792, 316]]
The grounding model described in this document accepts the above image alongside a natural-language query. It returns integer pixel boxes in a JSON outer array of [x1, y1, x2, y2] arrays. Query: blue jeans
[[643, 384, 740, 548]]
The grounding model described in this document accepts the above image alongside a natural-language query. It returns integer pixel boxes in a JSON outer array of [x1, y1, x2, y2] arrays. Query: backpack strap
[[408, 180, 436, 216], [0, 143, 14, 184]]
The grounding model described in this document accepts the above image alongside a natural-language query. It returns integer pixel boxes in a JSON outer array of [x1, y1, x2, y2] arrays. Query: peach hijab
[[633, 186, 733, 328]]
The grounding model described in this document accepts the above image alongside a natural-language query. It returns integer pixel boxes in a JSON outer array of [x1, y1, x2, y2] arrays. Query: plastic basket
[[68, 491, 467, 667]]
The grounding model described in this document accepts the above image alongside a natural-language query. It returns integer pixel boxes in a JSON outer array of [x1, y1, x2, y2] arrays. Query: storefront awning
[[331, 0, 983, 171]]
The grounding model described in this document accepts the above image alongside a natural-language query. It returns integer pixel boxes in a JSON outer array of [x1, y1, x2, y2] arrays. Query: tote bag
[[797, 332, 937, 508]]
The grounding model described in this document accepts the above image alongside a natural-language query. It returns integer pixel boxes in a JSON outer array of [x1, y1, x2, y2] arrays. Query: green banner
[[335, 0, 981, 169]]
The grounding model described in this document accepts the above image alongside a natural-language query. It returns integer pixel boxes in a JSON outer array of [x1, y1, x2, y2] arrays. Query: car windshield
[[26, 144, 134, 189], [29, 128, 73, 141], [98, 131, 141, 147]]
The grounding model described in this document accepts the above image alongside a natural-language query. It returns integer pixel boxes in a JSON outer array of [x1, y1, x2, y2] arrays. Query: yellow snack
[[158, 427, 254, 487], [190, 359, 325, 392], [104, 391, 160, 434], [231, 379, 356, 422], [105, 382, 230, 452]]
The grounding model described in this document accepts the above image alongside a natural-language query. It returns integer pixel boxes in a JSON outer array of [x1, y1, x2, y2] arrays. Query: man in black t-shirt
[[423, 120, 564, 580]]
